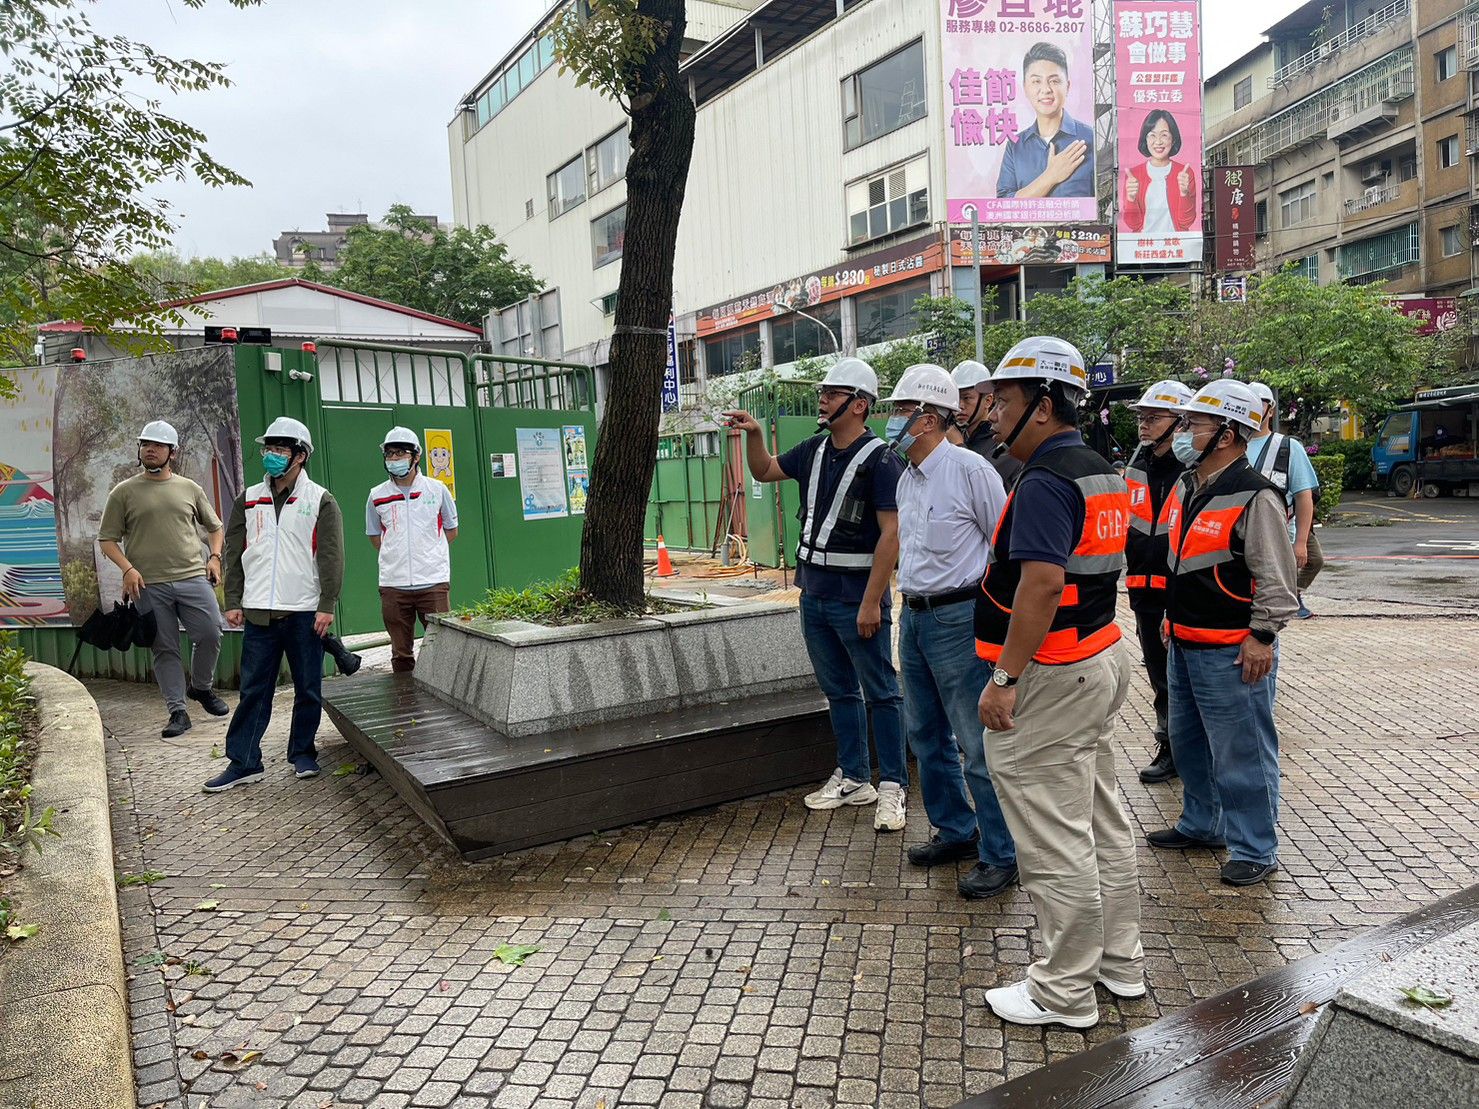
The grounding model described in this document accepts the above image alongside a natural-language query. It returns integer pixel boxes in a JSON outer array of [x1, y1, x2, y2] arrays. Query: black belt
[[902, 587, 977, 611]]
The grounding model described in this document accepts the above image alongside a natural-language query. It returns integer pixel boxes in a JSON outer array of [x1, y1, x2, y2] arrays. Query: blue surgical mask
[[886, 414, 918, 455], [262, 451, 292, 478], [1171, 432, 1201, 465], [385, 458, 413, 478]]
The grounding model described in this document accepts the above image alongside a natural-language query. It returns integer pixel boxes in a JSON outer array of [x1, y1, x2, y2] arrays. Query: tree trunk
[[578, 0, 696, 609]]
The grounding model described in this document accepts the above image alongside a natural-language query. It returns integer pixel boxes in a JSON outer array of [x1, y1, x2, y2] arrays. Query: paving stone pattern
[[101, 612, 1479, 1108]]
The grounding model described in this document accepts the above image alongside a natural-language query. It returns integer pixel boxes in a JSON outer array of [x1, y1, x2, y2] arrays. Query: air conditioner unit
[[1360, 164, 1387, 185], [1363, 185, 1383, 205]]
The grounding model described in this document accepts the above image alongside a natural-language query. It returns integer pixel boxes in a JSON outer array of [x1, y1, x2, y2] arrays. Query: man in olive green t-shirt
[[98, 421, 230, 738]]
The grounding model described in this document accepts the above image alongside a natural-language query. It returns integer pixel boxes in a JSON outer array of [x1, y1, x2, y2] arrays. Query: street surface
[[101, 520, 1479, 1109]]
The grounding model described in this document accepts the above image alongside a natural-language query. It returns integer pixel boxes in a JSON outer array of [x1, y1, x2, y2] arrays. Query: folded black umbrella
[[68, 601, 152, 674]]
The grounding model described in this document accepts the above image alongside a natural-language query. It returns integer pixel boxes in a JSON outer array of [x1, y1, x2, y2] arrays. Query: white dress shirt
[[896, 441, 1008, 596]]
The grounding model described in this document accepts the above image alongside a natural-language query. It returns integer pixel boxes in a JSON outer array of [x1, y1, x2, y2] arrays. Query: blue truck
[[1372, 383, 1479, 497]]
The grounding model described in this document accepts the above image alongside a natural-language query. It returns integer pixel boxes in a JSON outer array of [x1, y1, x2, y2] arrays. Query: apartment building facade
[[1205, 0, 1477, 301]]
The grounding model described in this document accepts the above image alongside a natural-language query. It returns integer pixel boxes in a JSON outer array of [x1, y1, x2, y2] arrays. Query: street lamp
[[961, 202, 984, 364], [771, 302, 840, 354]]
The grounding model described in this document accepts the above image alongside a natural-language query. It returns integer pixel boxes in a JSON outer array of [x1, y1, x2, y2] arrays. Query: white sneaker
[[1096, 974, 1147, 999], [985, 980, 1098, 1029], [873, 782, 906, 832], [804, 769, 878, 810]]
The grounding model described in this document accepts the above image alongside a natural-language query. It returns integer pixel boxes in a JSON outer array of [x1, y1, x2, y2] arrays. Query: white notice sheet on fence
[[515, 427, 568, 520]]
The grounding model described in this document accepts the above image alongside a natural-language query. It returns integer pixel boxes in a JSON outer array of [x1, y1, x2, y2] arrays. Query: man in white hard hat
[[1146, 380, 1297, 888], [1247, 382, 1323, 619], [208, 417, 344, 792], [973, 336, 1143, 1030], [949, 359, 1023, 484], [98, 421, 229, 738], [366, 426, 459, 673], [1123, 380, 1194, 784], [721, 358, 908, 831], [886, 365, 1018, 899]]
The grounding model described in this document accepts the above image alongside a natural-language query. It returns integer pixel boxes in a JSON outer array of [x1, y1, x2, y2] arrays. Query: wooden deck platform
[[323, 672, 835, 859], [955, 881, 1479, 1108]]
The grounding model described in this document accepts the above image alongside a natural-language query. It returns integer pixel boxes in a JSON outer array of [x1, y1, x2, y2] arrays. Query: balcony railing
[[1463, 2, 1479, 69], [1468, 110, 1479, 155], [1210, 49, 1413, 167], [1344, 183, 1402, 215], [1338, 223, 1420, 281], [1270, 0, 1409, 86]]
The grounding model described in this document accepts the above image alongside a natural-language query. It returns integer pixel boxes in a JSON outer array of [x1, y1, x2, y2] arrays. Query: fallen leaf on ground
[[136, 951, 167, 967], [5, 923, 39, 941], [1399, 985, 1454, 1009], [209, 882, 227, 889], [210, 745, 223, 759], [963, 945, 975, 958], [332, 764, 358, 778], [256, 1082, 268, 1092], [194, 900, 220, 912], [191, 1050, 209, 1061], [216, 1049, 262, 1070], [1299, 1002, 1319, 1015], [492, 943, 541, 967], [439, 980, 451, 992], [657, 909, 671, 922], [1380, 951, 1393, 962]]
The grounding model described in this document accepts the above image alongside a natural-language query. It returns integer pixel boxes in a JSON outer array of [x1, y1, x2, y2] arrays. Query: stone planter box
[[416, 599, 819, 737]]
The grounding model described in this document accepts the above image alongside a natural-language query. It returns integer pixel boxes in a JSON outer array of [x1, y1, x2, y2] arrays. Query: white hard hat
[[992, 336, 1089, 394], [1248, 382, 1275, 406], [381, 426, 421, 452], [818, 357, 878, 400], [887, 364, 961, 414], [1129, 380, 1194, 412], [951, 360, 993, 390], [137, 420, 179, 448], [256, 416, 314, 456], [1178, 380, 1263, 432]]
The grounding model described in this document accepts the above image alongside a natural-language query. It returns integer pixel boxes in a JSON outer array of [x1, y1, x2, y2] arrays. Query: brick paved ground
[[99, 608, 1479, 1109]]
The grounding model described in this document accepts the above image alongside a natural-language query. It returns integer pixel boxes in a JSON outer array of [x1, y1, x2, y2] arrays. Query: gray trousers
[[138, 577, 224, 712]]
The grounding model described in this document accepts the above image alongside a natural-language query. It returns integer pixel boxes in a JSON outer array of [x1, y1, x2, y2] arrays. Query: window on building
[[1338, 222, 1420, 281], [846, 157, 929, 246], [704, 326, 761, 377], [771, 302, 843, 365], [1294, 254, 1319, 282], [547, 156, 586, 219], [855, 277, 930, 347], [587, 127, 630, 196], [842, 41, 928, 150], [591, 205, 626, 268], [1255, 200, 1268, 235], [1399, 155, 1418, 181], [1442, 224, 1464, 257], [1233, 76, 1253, 111], [1278, 180, 1317, 228], [1438, 45, 1458, 82], [469, 28, 558, 133], [1440, 134, 1461, 168], [1321, 171, 1335, 190], [597, 291, 619, 317]]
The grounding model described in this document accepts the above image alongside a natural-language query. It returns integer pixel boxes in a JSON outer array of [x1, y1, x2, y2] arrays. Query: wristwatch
[[1249, 628, 1276, 646], [991, 667, 1019, 688]]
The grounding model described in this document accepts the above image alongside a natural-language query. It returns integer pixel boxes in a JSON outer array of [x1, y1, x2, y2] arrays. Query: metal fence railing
[[1269, 0, 1409, 86]]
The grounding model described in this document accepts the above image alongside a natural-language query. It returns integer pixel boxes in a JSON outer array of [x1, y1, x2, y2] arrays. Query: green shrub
[[1310, 454, 1344, 521], [461, 568, 687, 626], [1311, 438, 1374, 491], [0, 631, 37, 854]]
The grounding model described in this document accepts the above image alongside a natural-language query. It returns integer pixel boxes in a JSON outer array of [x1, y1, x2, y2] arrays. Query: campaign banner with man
[[1114, 0, 1204, 265], [942, 0, 1097, 226]]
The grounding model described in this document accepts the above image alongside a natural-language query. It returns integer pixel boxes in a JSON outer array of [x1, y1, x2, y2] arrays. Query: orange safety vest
[[975, 442, 1128, 665], [1160, 459, 1277, 646], [1123, 444, 1184, 604]]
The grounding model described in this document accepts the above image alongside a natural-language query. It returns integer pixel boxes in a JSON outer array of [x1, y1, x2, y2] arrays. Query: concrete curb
[[0, 664, 132, 1109]]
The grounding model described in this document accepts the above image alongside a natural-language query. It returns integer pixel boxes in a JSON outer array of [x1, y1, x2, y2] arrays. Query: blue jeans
[[898, 601, 1015, 868], [1168, 642, 1280, 865], [224, 613, 325, 773], [799, 594, 907, 787]]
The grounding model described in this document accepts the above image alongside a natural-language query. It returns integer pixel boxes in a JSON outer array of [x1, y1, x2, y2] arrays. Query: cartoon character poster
[[422, 428, 456, 499]]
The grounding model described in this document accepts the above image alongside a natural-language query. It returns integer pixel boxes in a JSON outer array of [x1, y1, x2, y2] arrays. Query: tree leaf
[[492, 943, 541, 967], [5, 923, 40, 941], [332, 763, 358, 778], [194, 900, 219, 912]]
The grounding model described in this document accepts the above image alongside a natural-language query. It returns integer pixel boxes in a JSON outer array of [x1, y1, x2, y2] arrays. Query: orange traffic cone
[[655, 535, 677, 578]]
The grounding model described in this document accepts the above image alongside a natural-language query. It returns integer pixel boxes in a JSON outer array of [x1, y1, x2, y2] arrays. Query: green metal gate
[[645, 434, 725, 553]]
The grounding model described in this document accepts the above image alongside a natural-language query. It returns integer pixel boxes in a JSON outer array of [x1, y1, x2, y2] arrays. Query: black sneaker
[[958, 863, 1018, 900], [1146, 827, 1226, 850], [907, 833, 980, 867], [1138, 737, 1178, 784], [161, 709, 192, 738], [1221, 860, 1278, 887], [187, 685, 230, 716]]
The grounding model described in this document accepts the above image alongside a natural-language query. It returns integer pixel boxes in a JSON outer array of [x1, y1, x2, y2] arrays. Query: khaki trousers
[[984, 641, 1144, 1018]]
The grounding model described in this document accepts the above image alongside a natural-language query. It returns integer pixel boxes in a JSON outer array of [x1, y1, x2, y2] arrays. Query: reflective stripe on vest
[[975, 445, 1127, 665], [1160, 466, 1267, 646], [795, 436, 886, 570], [1124, 461, 1154, 536]]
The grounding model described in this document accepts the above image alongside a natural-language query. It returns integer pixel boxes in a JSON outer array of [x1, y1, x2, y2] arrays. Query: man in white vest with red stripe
[[207, 417, 344, 792], [366, 427, 459, 673]]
